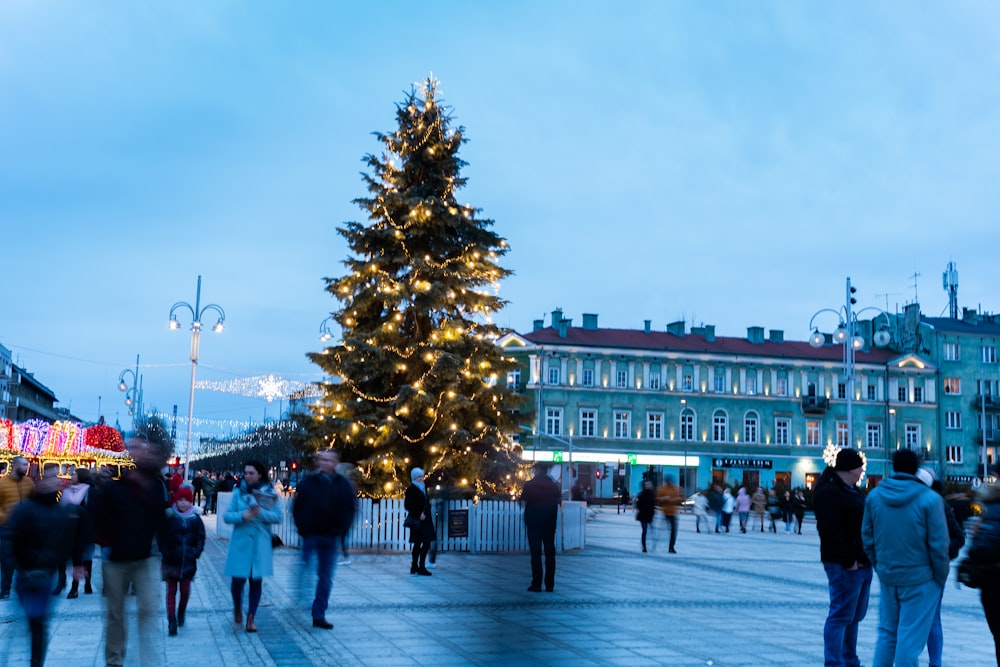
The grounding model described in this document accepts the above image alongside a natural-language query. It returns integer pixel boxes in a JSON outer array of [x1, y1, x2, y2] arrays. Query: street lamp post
[[319, 316, 335, 342], [117, 354, 142, 431], [169, 276, 226, 480], [808, 277, 893, 454]]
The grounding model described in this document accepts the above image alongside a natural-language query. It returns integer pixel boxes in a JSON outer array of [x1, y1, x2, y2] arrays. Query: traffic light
[[595, 469, 602, 479]]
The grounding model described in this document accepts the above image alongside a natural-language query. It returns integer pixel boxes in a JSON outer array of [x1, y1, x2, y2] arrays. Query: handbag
[[403, 515, 421, 530]]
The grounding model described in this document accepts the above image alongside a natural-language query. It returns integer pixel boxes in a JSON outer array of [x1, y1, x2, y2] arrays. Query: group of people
[[635, 476, 684, 553], [814, 447, 1000, 667]]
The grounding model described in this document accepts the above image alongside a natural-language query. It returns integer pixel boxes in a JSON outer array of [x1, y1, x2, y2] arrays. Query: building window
[[838, 383, 847, 400], [943, 377, 961, 395], [943, 342, 960, 361], [682, 374, 693, 392], [647, 412, 663, 440], [713, 410, 728, 443], [978, 379, 999, 396], [775, 377, 787, 397], [744, 413, 758, 443], [905, 424, 921, 448], [547, 367, 560, 385], [946, 445, 963, 464], [614, 411, 631, 439], [579, 409, 596, 438], [866, 423, 882, 448], [714, 374, 725, 393], [545, 407, 562, 436], [913, 386, 923, 403], [867, 384, 877, 401], [506, 369, 521, 389], [615, 369, 628, 389], [648, 374, 660, 391], [582, 368, 594, 387], [746, 375, 756, 396], [983, 345, 997, 364], [775, 418, 790, 445], [807, 421, 821, 446], [680, 409, 695, 441], [898, 386, 908, 402], [945, 411, 962, 430], [836, 421, 848, 448]]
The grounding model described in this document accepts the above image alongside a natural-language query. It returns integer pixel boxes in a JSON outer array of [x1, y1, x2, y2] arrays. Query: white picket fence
[[214, 493, 586, 554]]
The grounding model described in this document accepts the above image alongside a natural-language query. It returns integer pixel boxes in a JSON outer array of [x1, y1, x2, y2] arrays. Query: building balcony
[[972, 395, 1000, 411], [975, 430, 1000, 444], [801, 396, 830, 414]]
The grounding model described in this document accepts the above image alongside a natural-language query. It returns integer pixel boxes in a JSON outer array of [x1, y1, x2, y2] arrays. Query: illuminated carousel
[[0, 418, 132, 477]]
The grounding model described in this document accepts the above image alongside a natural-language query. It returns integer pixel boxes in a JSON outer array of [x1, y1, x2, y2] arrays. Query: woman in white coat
[[223, 460, 280, 633]]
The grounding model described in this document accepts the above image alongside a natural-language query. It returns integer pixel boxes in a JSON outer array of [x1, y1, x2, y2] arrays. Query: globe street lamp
[[169, 275, 225, 479], [807, 276, 893, 455], [319, 316, 335, 342], [117, 354, 142, 430]]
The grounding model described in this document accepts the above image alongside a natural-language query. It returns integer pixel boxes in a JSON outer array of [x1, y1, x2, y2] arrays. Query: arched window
[[744, 411, 759, 444], [680, 408, 695, 441], [713, 410, 728, 442]]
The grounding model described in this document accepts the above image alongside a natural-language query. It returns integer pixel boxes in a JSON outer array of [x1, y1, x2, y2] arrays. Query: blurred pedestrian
[[708, 485, 724, 533], [58, 467, 95, 599], [814, 448, 872, 667], [964, 476, 1000, 664], [292, 449, 356, 630], [692, 490, 711, 533], [862, 449, 949, 667], [791, 489, 807, 534], [405, 467, 435, 576], [766, 489, 782, 533], [0, 455, 35, 600], [191, 471, 205, 508], [656, 476, 684, 552], [223, 460, 280, 633], [335, 462, 359, 565], [8, 463, 84, 667], [735, 487, 751, 533], [751, 487, 766, 532], [521, 463, 561, 592], [156, 484, 205, 636], [89, 436, 171, 667], [202, 472, 217, 515], [635, 480, 655, 552], [721, 487, 735, 533], [782, 490, 794, 534]]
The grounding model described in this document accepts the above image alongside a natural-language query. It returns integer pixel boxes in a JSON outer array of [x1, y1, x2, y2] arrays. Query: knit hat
[[174, 485, 194, 503], [834, 449, 864, 472], [915, 467, 935, 487], [410, 467, 425, 481]]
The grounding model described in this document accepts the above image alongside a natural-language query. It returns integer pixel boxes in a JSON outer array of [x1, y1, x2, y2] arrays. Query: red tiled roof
[[520, 327, 899, 365]]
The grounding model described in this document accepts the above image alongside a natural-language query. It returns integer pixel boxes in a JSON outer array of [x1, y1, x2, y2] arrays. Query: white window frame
[[913, 386, 923, 403], [807, 421, 821, 447], [743, 412, 758, 443], [545, 407, 562, 436], [983, 345, 997, 364], [944, 377, 961, 395], [945, 411, 962, 430], [746, 375, 756, 396], [647, 412, 663, 440], [774, 417, 790, 445], [712, 410, 728, 443], [836, 421, 848, 448], [680, 409, 695, 441], [582, 368, 594, 387], [946, 445, 963, 464], [547, 367, 560, 385], [943, 342, 960, 361], [506, 369, 521, 389], [775, 377, 787, 397], [579, 409, 596, 438], [866, 423, 882, 448], [616, 369, 628, 389], [613, 411, 631, 439], [905, 423, 921, 448], [714, 374, 725, 393], [648, 373, 660, 391], [682, 374, 693, 392]]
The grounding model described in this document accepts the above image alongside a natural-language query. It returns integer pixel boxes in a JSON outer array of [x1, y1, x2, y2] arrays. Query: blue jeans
[[301, 535, 338, 621], [926, 586, 944, 666], [823, 562, 873, 667], [873, 579, 942, 667]]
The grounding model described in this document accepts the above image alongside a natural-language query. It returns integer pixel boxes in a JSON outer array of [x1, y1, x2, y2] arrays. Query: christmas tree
[[306, 77, 523, 498]]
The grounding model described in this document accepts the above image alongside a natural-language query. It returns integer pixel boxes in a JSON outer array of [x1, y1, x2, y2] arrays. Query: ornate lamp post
[[808, 277, 893, 455], [319, 316, 335, 342], [169, 276, 225, 479], [117, 354, 142, 431]]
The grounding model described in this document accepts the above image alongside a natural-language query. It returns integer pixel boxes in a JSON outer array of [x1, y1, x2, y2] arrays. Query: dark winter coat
[[521, 473, 562, 533], [8, 490, 82, 573], [156, 508, 206, 580], [967, 485, 1000, 581], [90, 467, 170, 562], [813, 467, 870, 568], [292, 471, 356, 538], [635, 488, 656, 524], [404, 484, 435, 544]]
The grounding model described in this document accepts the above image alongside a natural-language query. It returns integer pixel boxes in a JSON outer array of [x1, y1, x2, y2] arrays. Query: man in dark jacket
[[521, 463, 562, 593], [89, 436, 170, 666], [814, 448, 872, 667], [292, 449, 356, 630]]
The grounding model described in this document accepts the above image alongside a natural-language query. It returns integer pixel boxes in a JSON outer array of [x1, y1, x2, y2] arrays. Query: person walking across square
[[521, 463, 561, 592]]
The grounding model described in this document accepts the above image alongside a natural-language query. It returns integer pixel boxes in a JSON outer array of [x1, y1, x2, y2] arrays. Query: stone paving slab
[[0, 510, 994, 666]]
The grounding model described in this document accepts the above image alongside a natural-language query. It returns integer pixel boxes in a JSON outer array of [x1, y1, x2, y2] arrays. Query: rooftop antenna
[[909, 271, 921, 303], [942, 261, 959, 319], [875, 292, 902, 314]]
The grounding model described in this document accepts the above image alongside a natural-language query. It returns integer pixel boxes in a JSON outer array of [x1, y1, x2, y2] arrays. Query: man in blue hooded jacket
[[862, 448, 949, 667]]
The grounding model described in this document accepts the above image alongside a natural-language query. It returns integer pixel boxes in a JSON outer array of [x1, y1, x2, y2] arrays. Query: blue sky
[[2, 2, 999, 442]]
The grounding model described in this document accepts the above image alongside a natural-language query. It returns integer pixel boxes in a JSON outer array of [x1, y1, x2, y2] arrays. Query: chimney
[[582, 313, 599, 330], [691, 324, 715, 342], [644, 320, 652, 334], [533, 319, 544, 332], [963, 307, 980, 324], [551, 308, 563, 328], [747, 326, 765, 344], [557, 318, 572, 338], [666, 321, 686, 336], [768, 329, 784, 343]]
